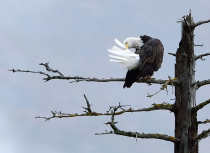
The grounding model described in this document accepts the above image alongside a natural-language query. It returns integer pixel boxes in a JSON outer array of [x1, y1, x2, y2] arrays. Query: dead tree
[[10, 11, 210, 153]]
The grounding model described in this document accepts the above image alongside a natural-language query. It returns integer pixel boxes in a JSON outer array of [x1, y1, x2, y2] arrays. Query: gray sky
[[1, 1, 210, 153]]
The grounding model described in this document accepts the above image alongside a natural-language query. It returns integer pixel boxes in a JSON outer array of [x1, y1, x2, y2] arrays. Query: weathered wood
[[174, 12, 198, 153]]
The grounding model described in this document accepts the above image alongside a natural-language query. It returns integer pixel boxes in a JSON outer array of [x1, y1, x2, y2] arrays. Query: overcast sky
[[1, 1, 210, 153]]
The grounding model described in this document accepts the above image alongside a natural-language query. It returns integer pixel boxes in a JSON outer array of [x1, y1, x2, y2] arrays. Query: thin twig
[[168, 53, 176, 57], [8, 69, 50, 78], [147, 77, 177, 98], [9, 63, 178, 85], [194, 44, 203, 47]]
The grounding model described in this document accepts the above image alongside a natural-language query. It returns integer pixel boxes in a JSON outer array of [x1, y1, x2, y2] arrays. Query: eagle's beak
[[125, 43, 129, 50]]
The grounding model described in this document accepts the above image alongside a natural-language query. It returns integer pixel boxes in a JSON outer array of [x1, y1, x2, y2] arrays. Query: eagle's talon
[[142, 75, 155, 81]]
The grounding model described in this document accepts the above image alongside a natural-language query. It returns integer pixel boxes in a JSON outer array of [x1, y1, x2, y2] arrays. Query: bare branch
[[9, 67, 124, 82], [140, 103, 171, 112], [8, 62, 65, 82], [176, 16, 184, 23], [110, 130, 180, 143], [195, 53, 210, 61], [82, 94, 92, 114], [9, 63, 179, 86], [97, 105, 179, 143], [96, 126, 180, 143], [106, 103, 130, 114], [35, 110, 103, 121], [197, 79, 210, 89], [39, 63, 64, 76], [194, 19, 210, 27], [194, 44, 203, 47], [193, 128, 210, 144], [147, 77, 177, 98], [95, 131, 115, 135], [198, 119, 210, 125], [192, 98, 210, 113], [8, 69, 50, 78], [36, 101, 175, 121], [168, 52, 176, 57]]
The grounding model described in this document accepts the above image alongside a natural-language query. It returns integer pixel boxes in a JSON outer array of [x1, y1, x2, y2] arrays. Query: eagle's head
[[123, 37, 144, 49]]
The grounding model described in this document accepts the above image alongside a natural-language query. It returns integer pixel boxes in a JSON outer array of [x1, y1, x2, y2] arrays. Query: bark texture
[[174, 13, 198, 153]]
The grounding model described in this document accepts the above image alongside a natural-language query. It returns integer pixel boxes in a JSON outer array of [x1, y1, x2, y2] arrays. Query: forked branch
[[36, 103, 174, 121], [9, 62, 179, 86], [39, 63, 64, 76], [195, 53, 210, 61], [96, 106, 179, 143], [82, 94, 92, 114], [36, 95, 175, 121]]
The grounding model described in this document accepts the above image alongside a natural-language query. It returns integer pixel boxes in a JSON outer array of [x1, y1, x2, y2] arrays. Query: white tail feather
[[108, 39, 139, 70]]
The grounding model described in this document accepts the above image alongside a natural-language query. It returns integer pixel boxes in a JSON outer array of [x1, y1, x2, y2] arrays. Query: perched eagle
[[108, 35, 164, 88]]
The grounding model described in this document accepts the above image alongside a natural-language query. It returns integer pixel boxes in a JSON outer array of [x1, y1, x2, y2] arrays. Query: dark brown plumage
[[123, 35, 164, 88]]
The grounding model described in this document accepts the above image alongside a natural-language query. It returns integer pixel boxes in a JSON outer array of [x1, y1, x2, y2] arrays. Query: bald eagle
[[108, 35, 164, 88]]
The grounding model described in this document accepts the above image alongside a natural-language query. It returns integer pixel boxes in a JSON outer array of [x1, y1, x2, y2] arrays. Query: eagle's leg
[[142, 75, 155, 81]]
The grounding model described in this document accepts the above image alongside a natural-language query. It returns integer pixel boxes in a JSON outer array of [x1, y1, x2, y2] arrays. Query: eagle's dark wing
[[139, 38, 164, 77], [153, 39, 164, 71]]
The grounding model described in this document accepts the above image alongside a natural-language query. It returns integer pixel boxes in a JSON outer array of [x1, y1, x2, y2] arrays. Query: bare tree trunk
[[174, 13, 198, 153]]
